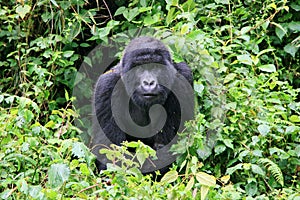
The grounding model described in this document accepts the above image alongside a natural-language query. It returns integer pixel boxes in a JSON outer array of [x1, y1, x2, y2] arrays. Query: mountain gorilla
[[90, 36, 194, 173]]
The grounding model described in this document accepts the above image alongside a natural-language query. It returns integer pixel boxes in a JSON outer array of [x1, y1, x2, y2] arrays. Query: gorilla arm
[[90, 65, 126, 168], [174, 62, 193, 86]]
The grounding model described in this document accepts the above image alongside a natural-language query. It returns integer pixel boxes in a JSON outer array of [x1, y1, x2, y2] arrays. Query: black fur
[[90, 36, 193, 172]]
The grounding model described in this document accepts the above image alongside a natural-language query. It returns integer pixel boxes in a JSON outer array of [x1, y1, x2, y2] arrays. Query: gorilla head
[[120, 37, 177, 109], [90, 36, 194, 172]]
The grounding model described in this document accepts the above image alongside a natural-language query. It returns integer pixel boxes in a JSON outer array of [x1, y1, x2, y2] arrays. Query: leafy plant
[[0, 0, 299, 199], [258, 158, 284, 187]]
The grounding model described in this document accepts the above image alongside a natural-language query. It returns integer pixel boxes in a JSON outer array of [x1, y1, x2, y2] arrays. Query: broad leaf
[[257, 124, 270, 136], [16, 5, 31, 19], [160, 170, 178, 183], [48, 164, 70, 188], [195, 172, 216, 187], [237, 54, 252, 65], [258, 64, 276, 72], [284, 43, 299, 57]]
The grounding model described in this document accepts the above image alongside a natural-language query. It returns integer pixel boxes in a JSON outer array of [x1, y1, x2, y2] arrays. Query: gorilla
[[90, 36, 194, 173]]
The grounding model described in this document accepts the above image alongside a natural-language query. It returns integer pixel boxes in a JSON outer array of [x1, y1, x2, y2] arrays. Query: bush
[[0, 0, 299, 199]]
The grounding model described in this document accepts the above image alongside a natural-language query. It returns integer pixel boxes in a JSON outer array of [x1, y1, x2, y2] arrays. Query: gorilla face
[[121, 63, 177, 109]]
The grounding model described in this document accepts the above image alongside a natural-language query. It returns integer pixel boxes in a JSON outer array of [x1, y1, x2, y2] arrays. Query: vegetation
[[0, 0, 299, 199]]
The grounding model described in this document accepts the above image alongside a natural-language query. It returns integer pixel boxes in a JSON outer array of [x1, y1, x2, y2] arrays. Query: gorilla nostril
[[149, 81, 155, 86], [143, 80, 156, 86], [142, 80, 157, 92]]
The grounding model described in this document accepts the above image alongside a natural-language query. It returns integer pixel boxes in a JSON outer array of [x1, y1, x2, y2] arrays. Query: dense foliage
[[0, 0, 299, 199]]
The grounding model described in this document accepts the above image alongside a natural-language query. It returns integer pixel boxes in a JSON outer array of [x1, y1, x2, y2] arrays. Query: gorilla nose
[[142, 80, 157, 92]]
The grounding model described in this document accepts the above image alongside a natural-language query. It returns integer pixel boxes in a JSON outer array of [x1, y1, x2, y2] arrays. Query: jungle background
[[0, 0, 299, 199]]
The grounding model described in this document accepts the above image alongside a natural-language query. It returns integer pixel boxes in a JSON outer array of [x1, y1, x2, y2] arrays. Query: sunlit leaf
[[16, 5, 31, 19], [224, 73, 236, 84], [185, 177, 194, 192], [258, 64, 276, 72], [257, 124, 270, 136], [237, 54, 252, 65], [181, 24, 189, 35], [220, 175, 230, 184], [194, 83, 204, 94], [195, 172, 216, 187], [289, 115, 300, 122], [160, 170, 178, 183], [201, 185, 209, 200], [48, 164, 70, 188]]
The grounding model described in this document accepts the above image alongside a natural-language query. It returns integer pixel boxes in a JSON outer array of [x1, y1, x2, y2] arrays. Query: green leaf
[[79, 163, 90, 175], [272, 22, 287, 39], [258, 158, 284, 186], [45, 120, 56, 128], [256, 48, 275, 58], [257, 124, 270, 136], [194, 83, 204, 95], [144, 14, 160, 26], [136, 152, 147, 166], [284, 43, 299, 57], [225, 102, 237, 110], [291, 3, 300, 11], [262, 20, 270, 30], [114, 7, 126, 16], [166, 7, 176, 25], [72, 142, 86, 158], [139, 7, 152, 13], [224, 73, 237, 84], [123, 7, 139, 21], [48, 163, 70, 188], [50, 0, 59, 8], [166, 0, 179, 6], [28, 185, 43, 198], [195, 172, 216, 187], [215, 0, 229, 4], [251, 164, 265, 176], [237, 54, 252, 65], [64, 89, 69, 101], [240, 26, 252, 35], [83, 56, 92, 67], [214, 144, 226, 155], [226, 163, 243, 175], [140, 0, 147, 7], [295, 145, 300, 157], [275, 26, 286, 40], [181, 24, 189, 35], [289, 115, 300, 122], [223, 139, 234, 149], [23, 109, 34, 122], [160, 170, 178, 183], [63, 51, 74, 58], [288, 21, 300, 32], [19, 179, 29, 194], [16, 5, 31, 19], [245, 181, 257, 196], [258, 64, 276, 72], [185, 177, 194, 192], [201, 186, 210, 200]]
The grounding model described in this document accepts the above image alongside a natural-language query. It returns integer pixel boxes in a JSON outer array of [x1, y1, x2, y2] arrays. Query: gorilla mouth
[[142, 93, 158, 99]]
